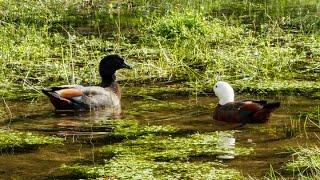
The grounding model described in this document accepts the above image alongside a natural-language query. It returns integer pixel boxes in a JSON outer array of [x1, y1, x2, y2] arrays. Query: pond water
[[0, 88, 319, 179]]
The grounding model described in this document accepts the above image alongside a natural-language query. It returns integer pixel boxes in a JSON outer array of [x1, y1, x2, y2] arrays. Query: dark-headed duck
[[42, 54, 131, 112], [213, 81, 280, 126]]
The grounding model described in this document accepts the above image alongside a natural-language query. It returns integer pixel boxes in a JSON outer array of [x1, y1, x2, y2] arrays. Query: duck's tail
[[264, 102, 281, 110], [253, 102, 281, 123], [42, 88, 74, 110]]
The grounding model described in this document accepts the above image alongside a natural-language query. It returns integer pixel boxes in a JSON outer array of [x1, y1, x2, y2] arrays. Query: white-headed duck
[[213, 81, 280, 126]]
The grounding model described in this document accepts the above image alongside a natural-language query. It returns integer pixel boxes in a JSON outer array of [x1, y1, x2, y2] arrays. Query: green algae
[[61, 157, 242, 179], [61, 129, 251, 179], [0, 129, 63, 151], [101, 132, 250, 161]]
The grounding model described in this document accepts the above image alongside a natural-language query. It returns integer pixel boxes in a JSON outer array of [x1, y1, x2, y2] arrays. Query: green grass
[[0, 23, 133, 99], [138, 9, 319, 94], [0, 0, 319, 99], [299, 106, 320, 125], [0, 129, 63, 151], [284, 147, 320, 178]]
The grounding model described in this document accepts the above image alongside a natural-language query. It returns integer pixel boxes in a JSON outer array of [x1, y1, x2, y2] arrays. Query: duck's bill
[[121, 63, 132, 69]]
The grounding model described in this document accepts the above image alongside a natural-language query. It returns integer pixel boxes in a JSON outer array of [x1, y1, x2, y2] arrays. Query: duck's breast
[[214, 103, 242, 123]]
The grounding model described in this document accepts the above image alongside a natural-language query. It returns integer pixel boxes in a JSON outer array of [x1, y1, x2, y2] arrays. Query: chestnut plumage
[[213, 81, 280, 126]]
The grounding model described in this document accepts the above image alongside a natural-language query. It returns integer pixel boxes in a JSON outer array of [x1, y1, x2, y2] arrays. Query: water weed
[[0, 129, 63, 151], [108, 119, 177, 138], [62, 131, 249, 179], [61, 158, 242, 179]]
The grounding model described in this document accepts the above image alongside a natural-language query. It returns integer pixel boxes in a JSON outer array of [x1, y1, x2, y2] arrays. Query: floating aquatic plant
[[61, 156, 242, 179], [101, 132, 251, 161], [62, 131, 251, 178], [103, 119, 177, 138], [0, 129, 63, 151]]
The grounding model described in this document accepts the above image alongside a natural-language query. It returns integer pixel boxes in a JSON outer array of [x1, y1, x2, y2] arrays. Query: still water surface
[[0, 91, 319, 179]]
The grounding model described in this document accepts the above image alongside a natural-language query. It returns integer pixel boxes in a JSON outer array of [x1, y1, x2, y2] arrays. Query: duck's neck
[[101, 74, 121, 99], [219, 95, 234, 105], [101, 74, 116, 88]]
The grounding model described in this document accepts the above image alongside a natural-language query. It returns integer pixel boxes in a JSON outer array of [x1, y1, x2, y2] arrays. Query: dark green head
[[99, 54, 131, 77], [99, 54, 131, 86]]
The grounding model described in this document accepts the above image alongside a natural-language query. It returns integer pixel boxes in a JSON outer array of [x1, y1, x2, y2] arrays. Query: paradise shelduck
[[42, 54, 131, 112], [213, 81, 280, 126]]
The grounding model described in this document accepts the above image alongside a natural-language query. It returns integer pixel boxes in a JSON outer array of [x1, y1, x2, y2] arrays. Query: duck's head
[[213, 81, 234, 105], [99, 54, 131, 77]]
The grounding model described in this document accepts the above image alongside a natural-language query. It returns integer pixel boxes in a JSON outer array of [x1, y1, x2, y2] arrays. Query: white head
[[213, 81, 234, 105]]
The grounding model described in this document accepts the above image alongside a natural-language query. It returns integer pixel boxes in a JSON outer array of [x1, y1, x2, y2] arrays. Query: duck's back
[[214, 101, 260, 123], [81, 86, 120, 109], [42, 85, 121, 112], [214, 100, 280, 124]]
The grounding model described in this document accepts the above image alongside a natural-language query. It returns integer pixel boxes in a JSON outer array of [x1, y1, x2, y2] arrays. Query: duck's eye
[[215, 85, 218, 88]]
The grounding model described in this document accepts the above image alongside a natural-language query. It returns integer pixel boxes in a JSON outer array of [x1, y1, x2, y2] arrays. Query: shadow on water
[[0, 90, 319, 179]]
